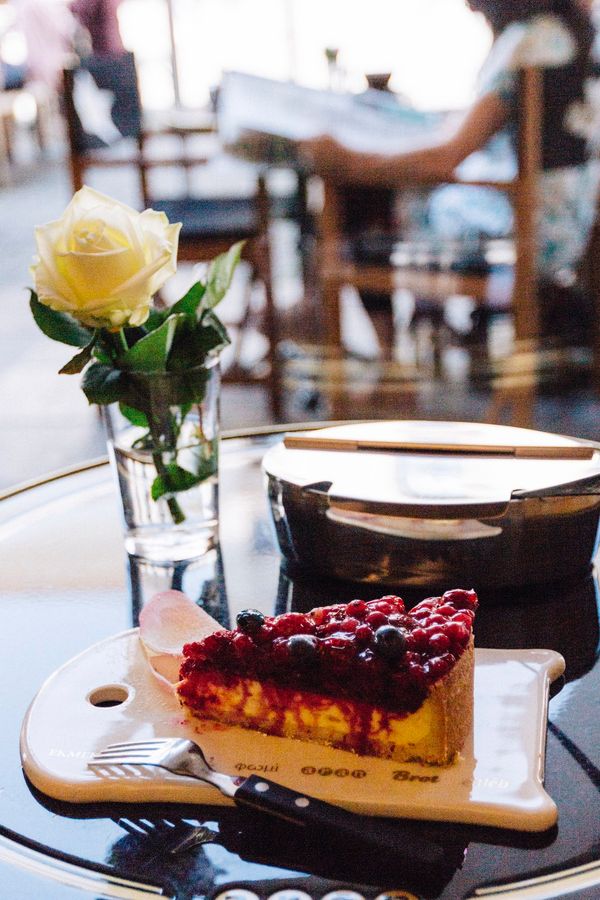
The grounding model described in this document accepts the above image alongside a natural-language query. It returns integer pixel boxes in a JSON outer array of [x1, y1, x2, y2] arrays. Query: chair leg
[[1, 113, 14, 164], [247, 236, 282, 421], [486, 377, 535, 427]]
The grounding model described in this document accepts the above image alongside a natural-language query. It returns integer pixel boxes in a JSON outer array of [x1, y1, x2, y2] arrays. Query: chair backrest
[[63, 52, 142, 152], [511, 66, 542, 341], [317, 65, 544, 348], [62, 52, 145, 195]]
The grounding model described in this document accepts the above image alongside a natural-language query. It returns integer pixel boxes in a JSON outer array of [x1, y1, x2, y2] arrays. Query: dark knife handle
[[234, 774, 444, 866]]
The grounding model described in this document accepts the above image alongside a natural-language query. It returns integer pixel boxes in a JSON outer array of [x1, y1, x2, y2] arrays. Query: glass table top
[[1, 431, 599, 899]]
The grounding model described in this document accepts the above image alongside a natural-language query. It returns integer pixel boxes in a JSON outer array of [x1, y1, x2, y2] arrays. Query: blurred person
[[0, 0, 26, 89], [70, 0, 124, 56], [303, 0, 600, 345], [8, 0, 77, 90]]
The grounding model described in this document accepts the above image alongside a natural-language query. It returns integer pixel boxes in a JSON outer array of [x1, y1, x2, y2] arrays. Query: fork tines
[[91, 739, 174, 759], [97, 739, 171, 751]]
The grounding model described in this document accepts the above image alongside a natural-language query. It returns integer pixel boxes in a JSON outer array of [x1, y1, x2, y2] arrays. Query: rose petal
[[139, 589, 224, 685], [146, 653, 182, 687], [31, 185, 180, 330]]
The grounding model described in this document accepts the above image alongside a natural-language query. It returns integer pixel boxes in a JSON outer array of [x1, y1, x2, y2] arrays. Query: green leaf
[[201, 310, 230, 349], [151, 444, 217, 500], [120, 313, 184, 372], [143, 308, 167, 332], [29, 291, 94, 348], [167, 311, 230, 374], [203, 240, 244, 310], [81, 362, 125, 405], [169, 280, 207, 317], [151, 460, 216, 501], [92, 341, 113, 365], [119, 403, 148, 427], [58, 339, 96, 374]]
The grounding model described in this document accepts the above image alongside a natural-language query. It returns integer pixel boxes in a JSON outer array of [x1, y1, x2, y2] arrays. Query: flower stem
[[153, 448, 186, 525], [118, 329, 129, 353], [147, 410, 186, 525]]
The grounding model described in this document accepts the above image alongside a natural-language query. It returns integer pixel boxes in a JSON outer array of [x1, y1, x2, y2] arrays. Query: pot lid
[[263, 421, 600, 519]]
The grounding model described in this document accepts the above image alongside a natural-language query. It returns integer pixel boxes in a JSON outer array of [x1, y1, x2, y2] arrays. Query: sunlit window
[[119, 0, 492, 111]]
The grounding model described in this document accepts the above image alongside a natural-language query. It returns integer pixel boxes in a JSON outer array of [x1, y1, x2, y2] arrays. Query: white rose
[[31, 186, 181, 329]]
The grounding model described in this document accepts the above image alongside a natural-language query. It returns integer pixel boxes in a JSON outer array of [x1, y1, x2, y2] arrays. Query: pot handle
[[512, 472, 600, 499]]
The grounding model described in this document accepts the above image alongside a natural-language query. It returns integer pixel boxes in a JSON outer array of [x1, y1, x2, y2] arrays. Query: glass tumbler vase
[[102, 358, 221, 564]]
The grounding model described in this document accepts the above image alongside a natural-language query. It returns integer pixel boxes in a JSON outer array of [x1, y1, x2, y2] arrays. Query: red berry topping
[[442, 588, 478, 610], [355, 623, 374, 645], [429, 632, 451, 653], [446, 621, 470, 644], [347, 599, 367, 617], [436, 604, 457, 617], [182, 589, 477, 714], [365, 610, 388, 629], [273, 612, 314, 637], [368, 599, 393, 615]]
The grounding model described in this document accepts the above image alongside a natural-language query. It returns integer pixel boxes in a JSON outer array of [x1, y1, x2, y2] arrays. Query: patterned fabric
[[428, 14, 600, 284]]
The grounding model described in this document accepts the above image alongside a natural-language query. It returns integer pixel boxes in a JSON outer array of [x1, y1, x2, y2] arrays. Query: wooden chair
[[317, 67, 542, 364], [61, 52, 283, 419], [0, 81, 53, 170]]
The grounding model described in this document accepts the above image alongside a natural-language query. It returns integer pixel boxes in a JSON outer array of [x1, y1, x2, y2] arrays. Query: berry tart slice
[[178, 589, 478, 765]]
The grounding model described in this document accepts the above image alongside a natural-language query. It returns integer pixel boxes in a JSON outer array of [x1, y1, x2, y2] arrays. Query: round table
[[1, 428, 600, 900]]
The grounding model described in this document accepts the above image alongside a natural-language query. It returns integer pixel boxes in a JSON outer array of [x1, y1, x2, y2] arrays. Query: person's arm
[[302, 90, 510, 185]]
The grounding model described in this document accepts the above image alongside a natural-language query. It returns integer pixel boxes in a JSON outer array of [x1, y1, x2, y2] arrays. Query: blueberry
[[236, 608, 265, 634], [374, 625, 407, 661], [287, 634, 318, 664]]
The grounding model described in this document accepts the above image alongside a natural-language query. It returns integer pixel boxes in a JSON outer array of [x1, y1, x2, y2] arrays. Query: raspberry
[[406, 626, 428, 650], [429, 632, 451, 653], [231, 632, 255, 658], [452, 611, 474, 626], [355, 623, 373, 645], [369, 600, 393, 615], [199, 632, 230, 654], [436, 604, 457, 617], [443, 588, 478, 610], [378, 594, 406, 612], [365, 611, 388, 628], [445, 621, 470, 644], [415, 598, 438, 611], [255, 623, 276, 644], [426, 655, 452, 680], [273, 612, 314, 637], [347, 599, 367, 617], [407, 660, 427, 685], [309, 607, 327, 626], [410, 608, 430, 621]]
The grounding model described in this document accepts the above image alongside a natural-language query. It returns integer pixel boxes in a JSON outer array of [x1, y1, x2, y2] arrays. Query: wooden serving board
[[20, 630, 564, 832]]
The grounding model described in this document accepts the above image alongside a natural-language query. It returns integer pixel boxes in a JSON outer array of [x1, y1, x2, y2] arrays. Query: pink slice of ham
[[139, 590, 224, 686]]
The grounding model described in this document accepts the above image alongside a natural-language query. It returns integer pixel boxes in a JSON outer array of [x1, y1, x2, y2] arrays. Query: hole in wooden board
[[87, 684, 130, 708]]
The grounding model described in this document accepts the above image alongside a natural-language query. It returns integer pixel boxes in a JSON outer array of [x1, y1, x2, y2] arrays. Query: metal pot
[[263, 421, 600, 590]]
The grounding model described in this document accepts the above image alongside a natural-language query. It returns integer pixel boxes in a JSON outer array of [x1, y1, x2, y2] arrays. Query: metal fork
[[91, 738, 237, 797], [89, 737, 444, 866]]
